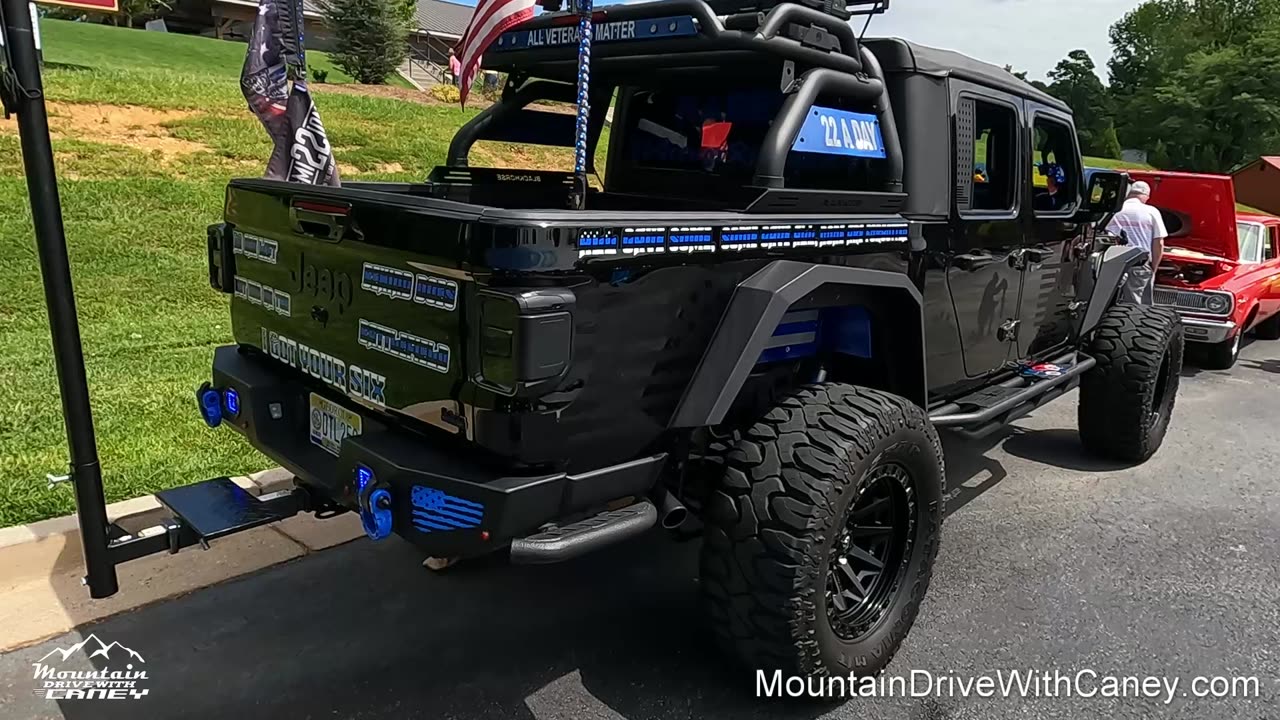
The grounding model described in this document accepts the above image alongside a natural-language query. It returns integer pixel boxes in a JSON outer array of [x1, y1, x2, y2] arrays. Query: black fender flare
[[1078, 245, 1147, 337], [669, 260, 925, 428]]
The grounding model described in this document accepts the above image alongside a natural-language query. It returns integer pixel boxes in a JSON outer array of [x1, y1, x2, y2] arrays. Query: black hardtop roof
[[864, 37, 1070, 113]]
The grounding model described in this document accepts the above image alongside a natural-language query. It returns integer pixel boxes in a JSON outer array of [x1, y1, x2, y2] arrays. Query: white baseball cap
[[1129, 180, 1152, 197]]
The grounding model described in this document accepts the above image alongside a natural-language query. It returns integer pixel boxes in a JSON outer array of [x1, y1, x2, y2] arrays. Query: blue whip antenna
[[569, 0, 593, 210]]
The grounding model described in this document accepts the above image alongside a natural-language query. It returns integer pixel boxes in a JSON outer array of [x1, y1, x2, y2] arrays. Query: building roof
[[865, 37, 1069, 112], [411, 0, 473, 38], [1233, 156, 1280, 174], [228, 0, 473, 37]]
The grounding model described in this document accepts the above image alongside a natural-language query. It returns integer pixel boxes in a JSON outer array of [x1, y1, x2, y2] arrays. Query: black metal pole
[[1, 0, 118, 597]]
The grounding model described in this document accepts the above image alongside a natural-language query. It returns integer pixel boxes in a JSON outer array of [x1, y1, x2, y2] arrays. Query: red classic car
[[1126, 170, 1280, 369]]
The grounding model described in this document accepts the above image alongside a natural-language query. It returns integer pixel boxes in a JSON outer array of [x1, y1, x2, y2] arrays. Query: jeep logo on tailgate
[[291, 251, 352, 315]]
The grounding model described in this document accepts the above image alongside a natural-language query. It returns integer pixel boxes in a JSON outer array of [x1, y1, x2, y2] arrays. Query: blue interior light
[[197, 386, 222, 428], [223, 387, 240, 417]]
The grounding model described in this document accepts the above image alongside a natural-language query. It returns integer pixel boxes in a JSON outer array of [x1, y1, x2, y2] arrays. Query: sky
[[446, 0, 1148, 82], [867, 0, 1147, 81]]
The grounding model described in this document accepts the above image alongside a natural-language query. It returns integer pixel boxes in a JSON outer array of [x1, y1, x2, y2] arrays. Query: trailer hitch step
[[155, 476, 304, 542], [509, 500, 657, 565]]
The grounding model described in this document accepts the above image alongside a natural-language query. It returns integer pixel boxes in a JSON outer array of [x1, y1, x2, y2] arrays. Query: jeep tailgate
[[211, 179, 475, 436]]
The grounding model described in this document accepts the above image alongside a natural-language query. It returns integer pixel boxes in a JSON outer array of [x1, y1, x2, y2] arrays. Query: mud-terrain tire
[[700, 384, 944, 679], [1252, 312, 1280, 341], [1078, 304, 1183, 462]]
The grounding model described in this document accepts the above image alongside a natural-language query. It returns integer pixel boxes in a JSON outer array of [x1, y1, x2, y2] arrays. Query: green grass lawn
[[0, 20, 579, 527], [42, 17, 413, 89]]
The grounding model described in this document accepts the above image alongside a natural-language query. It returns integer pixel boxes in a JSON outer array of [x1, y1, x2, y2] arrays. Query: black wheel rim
[[825, 462, 916, 641], [1150, 347, 1174, 423]]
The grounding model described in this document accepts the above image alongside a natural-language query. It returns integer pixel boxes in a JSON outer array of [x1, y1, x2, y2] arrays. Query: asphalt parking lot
[[2, 341, 1278, 720]]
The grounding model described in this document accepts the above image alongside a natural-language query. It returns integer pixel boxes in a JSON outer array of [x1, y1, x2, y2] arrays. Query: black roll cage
[[447, 0, 904, 195]]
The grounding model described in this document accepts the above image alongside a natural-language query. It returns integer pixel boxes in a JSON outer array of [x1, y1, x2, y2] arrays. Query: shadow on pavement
[[1000, 428, 1138, 473], [46, 535, 843, 720], [1239, 357, 1280, 375], [30, 417, 1093, 720]]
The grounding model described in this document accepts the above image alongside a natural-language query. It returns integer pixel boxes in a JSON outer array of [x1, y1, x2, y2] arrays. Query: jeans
[[1123, 256, 1154, 305]]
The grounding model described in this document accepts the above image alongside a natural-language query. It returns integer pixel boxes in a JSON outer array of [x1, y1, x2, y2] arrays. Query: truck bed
[[210, 174, 913, 490]]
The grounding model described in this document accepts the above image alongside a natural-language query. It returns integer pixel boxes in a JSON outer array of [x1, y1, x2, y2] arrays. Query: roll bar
[[454, 0, 905, 195]]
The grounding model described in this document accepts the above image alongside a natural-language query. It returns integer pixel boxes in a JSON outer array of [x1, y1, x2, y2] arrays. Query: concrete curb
[[0, 468, 365, 653]]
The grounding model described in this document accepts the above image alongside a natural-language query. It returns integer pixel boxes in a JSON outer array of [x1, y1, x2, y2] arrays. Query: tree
[[1107, 0, 1280, 171], [1004, 64, 1052, 93], [1149, 139, 1170, 169], [323, 0, 411, 84], [1045, 50, 1113, 156], [1147, 28, 1280, 171], [1099, 122, 1123, 160]]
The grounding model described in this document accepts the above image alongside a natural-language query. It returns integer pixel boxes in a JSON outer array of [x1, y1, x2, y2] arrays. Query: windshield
[[1237, 222, 1264, 264]]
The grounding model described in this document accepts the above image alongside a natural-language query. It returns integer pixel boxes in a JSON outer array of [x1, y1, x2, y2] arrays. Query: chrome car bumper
[[1178, 316, 1236, 344]]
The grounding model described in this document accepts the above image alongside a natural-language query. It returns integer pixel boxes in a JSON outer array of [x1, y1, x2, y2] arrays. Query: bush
[[429, 83, 461, 103], [312, 68, 329, 83], [1099, 122, 1123, 160], [1149, 140, 1171, 169], [322, 0, 410, 84]]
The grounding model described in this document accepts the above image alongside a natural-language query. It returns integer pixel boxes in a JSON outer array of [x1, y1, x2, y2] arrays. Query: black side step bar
[[509, 500, 658, 564], [930, 352, 1096, 439]]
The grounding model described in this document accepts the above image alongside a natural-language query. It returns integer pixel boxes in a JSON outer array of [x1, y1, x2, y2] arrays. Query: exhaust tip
[[660, 505, 688, 530]]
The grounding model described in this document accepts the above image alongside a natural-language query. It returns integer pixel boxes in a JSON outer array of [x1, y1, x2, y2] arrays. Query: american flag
[[240, 0, 339, 185], [456, 0, 537, 106]]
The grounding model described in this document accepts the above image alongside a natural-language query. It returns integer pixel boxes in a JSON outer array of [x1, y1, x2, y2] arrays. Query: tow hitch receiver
[[155, 477, 304, 542]]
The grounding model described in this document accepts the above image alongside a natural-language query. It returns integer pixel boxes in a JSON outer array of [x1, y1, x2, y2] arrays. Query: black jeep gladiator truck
[[176, 0, 1183, 682]]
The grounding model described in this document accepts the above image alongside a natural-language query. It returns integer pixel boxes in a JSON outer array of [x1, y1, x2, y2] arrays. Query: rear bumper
[[1178, 317, 1236, 344], [210, 345, 663, 555]]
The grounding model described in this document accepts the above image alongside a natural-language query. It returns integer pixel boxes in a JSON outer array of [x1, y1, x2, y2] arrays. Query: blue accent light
[[755, 306, 872, 365], [821, 306, 873, 358], [362, 489, 393, 541], [223, 387, 240, 417], [198, 386, 222, 428], [356, 465, 374, 494], [355, 465, 393, 541], [410, 485, 484, 534]]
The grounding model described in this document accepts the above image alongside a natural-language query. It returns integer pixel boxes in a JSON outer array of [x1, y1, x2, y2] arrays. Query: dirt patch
[[312, 82, 571, 115], [313, 82, 479, 108], [36, 102, 208, 159]]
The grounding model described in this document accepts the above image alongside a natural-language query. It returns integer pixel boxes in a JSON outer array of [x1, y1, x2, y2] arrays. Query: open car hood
[[1126, 171, 1239, 261]]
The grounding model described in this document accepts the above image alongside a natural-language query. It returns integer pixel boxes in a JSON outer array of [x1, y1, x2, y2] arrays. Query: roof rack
[[539, 0, 888, 21], [705, 0, 888, 22]]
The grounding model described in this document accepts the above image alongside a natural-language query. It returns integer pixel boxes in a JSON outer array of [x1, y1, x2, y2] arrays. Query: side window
[[1269, 227, 1279, 261], [959, 99, 1018, 213], [1031, 117, 1079, 214]]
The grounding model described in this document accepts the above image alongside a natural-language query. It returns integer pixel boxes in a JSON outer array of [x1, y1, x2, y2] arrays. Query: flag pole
[[570, 0, 592, 210], [1, 0, 117, 597]]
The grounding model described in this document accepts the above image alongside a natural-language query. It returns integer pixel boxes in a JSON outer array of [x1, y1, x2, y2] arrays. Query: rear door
[[946, 85, 1026, 377], [1017, 107, 1087, 360]]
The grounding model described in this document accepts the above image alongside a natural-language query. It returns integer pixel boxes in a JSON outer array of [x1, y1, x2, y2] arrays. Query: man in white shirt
[[1105, 180, 1168, 304]]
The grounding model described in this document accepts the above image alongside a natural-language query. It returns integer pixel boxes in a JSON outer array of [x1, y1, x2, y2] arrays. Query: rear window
[[616, 84, 884, 197]]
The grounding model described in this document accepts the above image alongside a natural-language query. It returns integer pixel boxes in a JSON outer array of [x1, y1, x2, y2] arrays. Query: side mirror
[[1086, 170, 1128, 214]]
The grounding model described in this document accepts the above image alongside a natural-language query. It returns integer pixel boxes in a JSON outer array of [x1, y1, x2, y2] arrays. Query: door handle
[[954, 253, 995, 271], [1024, 247, 1054, 263], [290, 200, 359, 242]]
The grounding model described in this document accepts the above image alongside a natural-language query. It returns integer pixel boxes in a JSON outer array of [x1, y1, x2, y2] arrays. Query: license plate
[[308, 393, 361, 456]]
